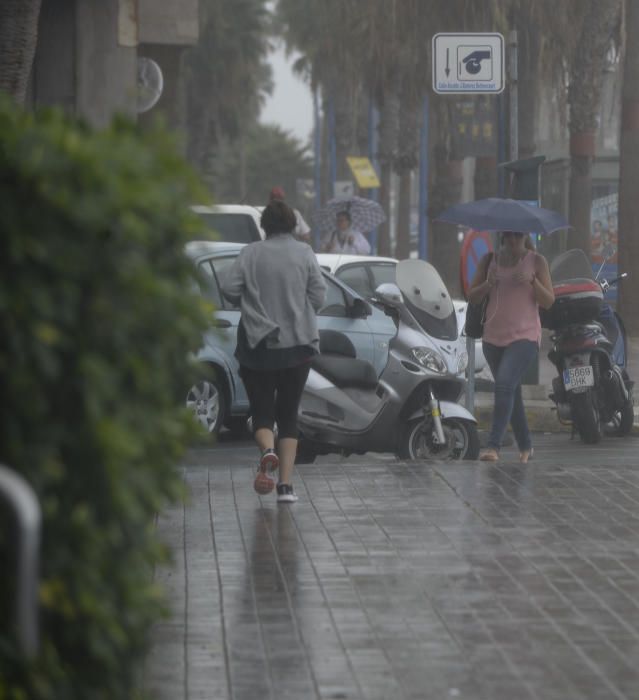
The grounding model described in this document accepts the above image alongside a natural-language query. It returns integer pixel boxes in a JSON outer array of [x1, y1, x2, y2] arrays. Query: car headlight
[[457, 351, 468, 374], [411, 347, 447, 374]]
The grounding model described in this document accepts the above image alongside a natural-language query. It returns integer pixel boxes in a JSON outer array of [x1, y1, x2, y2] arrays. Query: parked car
[[186, 241, 397, 435], [316, 253, 487, 372], [191, 204, 265, 243]]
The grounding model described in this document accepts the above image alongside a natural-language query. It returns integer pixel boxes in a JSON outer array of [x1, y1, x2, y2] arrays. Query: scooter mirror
[[602, 243, 617, 261], [374, 283, 403, 305]]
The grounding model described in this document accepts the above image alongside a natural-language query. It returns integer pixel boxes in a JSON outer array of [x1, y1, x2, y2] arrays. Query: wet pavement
[[145, 434, 639, 699]]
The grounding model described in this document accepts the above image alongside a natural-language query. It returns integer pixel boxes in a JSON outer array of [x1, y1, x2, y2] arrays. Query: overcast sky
[[260, 41, 313, 144]]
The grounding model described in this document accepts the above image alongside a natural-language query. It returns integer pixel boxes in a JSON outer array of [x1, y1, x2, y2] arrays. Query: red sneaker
[[253, 449, 278, 494], [260, 448, 279, 472], [254, 471, 275, 495]]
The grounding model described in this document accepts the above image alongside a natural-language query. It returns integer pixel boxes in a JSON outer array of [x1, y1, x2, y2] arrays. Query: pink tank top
[[482, 250, 541, 347]]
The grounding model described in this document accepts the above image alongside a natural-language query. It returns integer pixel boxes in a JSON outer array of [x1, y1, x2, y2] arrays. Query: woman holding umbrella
[[321, 210, 371, 255], [468, 231, 555, 463]]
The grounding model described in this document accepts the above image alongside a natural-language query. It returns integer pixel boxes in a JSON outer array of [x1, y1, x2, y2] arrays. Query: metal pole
[[498, 93, 507, 196], [313, 88, 322, 251], [418, 94, 430, 261], [0, 465, 41, 659], [465, 334, 476, 412], [327, 95, 336, 199], [508, 30, 518, 163], [368, 96, 380, 254]]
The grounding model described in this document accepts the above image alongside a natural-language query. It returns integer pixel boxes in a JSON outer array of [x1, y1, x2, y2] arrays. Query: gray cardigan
[[221, 234, 327, 350]]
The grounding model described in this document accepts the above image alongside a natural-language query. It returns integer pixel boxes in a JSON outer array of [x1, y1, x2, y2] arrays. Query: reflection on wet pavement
[[146, 440, 639, 699]]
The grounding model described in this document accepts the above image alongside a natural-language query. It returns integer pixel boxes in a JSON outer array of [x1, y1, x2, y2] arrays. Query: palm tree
[[617, 0, 639, 334], [183, 0, 273, 176], [0, 0, 42, 103]]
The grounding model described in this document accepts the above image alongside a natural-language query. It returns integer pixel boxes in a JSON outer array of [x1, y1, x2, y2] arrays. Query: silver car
[[186, 242, 397, 435]]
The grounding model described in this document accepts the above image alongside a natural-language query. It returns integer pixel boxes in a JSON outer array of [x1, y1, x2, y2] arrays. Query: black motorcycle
[[542, 248, 634, 443]]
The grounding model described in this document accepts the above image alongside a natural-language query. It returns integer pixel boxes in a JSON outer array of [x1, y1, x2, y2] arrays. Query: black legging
[[240, 363, 310, 439]]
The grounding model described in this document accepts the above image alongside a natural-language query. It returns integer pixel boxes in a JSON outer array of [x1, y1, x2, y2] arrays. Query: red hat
[[269, 186, 285, 201]]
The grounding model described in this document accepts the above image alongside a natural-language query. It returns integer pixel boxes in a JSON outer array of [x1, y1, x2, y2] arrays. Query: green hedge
[[0, 99, 211, 699]]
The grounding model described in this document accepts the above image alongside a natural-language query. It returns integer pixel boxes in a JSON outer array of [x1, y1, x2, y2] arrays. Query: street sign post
[[432, 33, 505, 94]]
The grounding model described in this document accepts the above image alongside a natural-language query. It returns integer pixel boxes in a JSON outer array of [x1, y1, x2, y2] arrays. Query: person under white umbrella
[[320, 210, 371, 255]]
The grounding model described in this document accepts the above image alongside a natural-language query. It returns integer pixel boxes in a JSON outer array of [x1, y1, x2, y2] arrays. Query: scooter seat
[[311, 354, 378, 390]]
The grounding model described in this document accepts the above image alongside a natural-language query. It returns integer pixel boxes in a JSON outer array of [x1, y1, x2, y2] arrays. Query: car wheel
[[186, 378, 226, 435]]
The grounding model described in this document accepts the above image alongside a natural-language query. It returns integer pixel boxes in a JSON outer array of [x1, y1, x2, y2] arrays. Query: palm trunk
[[394, 85, 419, 260], [474, 156, 498, 200], [395, 170, 412, 259], [517, 21, 540, 159], [377, 162, 392, 257], [0, 0, 42, 103], [617, 0, 639, 333], [376, 77, 400, 257], [567, 135, 595, 253], [430, 159, 463, 297], [566, 0, 621, 254], [429, 98, 462, 297]]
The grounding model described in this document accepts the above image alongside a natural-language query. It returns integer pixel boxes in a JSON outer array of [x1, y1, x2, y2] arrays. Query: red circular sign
[[460, 230, 493, 299]]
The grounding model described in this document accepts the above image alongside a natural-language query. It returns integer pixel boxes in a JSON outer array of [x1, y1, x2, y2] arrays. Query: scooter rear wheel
[[398, 417, 480, 460], [570, 389, 602, 443]]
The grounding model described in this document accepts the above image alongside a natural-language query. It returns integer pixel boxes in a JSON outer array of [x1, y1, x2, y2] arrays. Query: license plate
[[563, 365, 594, 391]]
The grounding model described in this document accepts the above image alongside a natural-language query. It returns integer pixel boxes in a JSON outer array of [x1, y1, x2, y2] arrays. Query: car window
[[318, 275, 348, 317], [210, 256, 241, 310], [335, 264, 374, 298], [197, 261, 222, 306], [196, 212, 260, 243], [368, 263, 397, 292]]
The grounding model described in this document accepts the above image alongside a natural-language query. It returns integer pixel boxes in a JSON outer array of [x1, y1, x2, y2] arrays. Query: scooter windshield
[[396, 259, 458, 340], [550, 249, 594, 284]]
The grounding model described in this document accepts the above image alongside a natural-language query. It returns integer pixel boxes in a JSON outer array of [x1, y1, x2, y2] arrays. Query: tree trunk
[[377, 162, 392, 257], [376, 81, 400, 257], [617, 0, 639, 334], [517, 18, 540, 159], [567, 139, 595, 253], [428, 98, 462, 296], [567, 0, 621, 254], [474, 156, 498, 200], [430, 159, 463, 297], [395, 170, 411, 259], [394, 83, 419, 260], [0, 0, 42, 103]]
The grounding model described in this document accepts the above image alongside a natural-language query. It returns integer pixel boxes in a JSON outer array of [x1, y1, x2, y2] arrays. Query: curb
[[472, 390, 639, 435]]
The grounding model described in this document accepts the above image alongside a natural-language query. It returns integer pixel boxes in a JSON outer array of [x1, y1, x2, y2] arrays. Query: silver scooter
[[296, 259, 480, 462]]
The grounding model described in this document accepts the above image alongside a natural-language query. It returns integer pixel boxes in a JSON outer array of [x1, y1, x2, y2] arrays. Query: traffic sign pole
[[418, 94, 429, 261]]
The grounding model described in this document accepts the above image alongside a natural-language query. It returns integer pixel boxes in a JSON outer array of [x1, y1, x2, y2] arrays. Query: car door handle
[[213, 318, 232, 328]]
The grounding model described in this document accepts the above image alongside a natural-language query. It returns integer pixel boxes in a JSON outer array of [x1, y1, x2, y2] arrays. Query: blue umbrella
[[436, 198, 570, 235]]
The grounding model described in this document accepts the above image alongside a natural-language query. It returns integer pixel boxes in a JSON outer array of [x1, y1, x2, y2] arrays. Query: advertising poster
[[590, 192, 618, 301]]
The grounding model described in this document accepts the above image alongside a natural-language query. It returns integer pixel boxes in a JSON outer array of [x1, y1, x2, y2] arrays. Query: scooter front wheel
[[398, 418, 480, 461]]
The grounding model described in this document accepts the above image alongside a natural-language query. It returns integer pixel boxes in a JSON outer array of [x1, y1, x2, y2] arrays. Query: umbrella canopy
[[436, 197, 570, 235], [312, 196, 386, 235]]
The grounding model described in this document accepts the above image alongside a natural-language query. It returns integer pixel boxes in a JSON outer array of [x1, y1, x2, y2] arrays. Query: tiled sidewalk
[[145, 440, 639, 700]]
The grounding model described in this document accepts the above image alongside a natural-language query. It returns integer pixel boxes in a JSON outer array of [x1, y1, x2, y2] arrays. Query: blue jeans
[[482, 340, 539, 452]]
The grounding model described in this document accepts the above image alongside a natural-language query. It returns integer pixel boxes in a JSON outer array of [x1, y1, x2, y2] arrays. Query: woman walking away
[[468, 232, 554, 463], [222, 200, 326, 502]]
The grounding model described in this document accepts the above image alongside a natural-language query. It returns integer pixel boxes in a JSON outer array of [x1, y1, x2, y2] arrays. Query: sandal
[[519, 448, 534, 464], [479, 448, 499, 462]]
